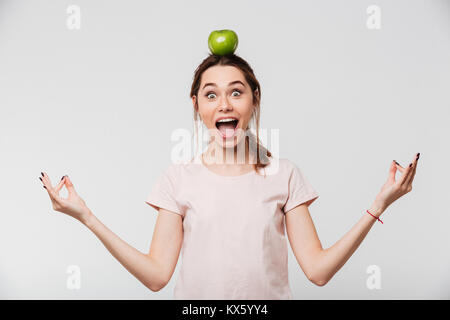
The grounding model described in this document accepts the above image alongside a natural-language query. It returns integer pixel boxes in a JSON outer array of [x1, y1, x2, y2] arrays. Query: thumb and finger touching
[[388, 161, 404, 184], [64, 175, 77, 196], [388, 154, 418, 188], [41, 173, 78, 205], [55, 176, 66, 194], [57, 176, 78, 201]]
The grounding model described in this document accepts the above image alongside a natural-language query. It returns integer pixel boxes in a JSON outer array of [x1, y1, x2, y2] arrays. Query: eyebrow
[[202, 80, 245, 91]]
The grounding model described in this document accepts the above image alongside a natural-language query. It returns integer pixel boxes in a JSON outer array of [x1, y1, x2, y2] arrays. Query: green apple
[[208, 29, 238, 55]]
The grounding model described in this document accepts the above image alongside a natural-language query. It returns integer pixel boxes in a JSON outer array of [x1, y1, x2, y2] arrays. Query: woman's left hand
[[373, 153, 420, 212]]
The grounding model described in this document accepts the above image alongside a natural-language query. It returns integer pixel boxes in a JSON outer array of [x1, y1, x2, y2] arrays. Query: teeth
[[217, 118, 237, 123]]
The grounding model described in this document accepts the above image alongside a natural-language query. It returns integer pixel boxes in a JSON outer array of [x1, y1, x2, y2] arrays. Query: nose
[[218, 97, 233, 112]]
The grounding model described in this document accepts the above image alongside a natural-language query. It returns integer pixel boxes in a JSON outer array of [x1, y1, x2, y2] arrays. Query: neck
[[203, 137, 254, 166]]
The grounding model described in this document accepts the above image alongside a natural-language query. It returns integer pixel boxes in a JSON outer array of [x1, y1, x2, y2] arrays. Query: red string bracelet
[[366, 209, 383, 224]]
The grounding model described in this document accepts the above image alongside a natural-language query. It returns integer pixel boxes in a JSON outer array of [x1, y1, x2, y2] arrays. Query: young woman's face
[[193, 65, 256, 149]]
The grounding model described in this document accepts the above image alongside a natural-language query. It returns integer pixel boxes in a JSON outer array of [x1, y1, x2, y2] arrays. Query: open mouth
[[215, 118, 239, 139]]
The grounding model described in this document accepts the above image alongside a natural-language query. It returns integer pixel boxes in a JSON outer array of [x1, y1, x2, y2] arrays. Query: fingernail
[[416, 153, 420, 159], [61, 176, 65, 181], [41, 172, 44, 177], [409, 163, 412, 167], [43, 185, 47, 189], [394, 160, 400, 165], [39, 177, 42, 182]]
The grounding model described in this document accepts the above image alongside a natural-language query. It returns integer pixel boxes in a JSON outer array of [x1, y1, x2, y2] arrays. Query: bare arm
[[286, 202, 383, 286], [314, 203, 383, 286], [286, 154, 419, 286], [83, 208, 183, 292], [39, 172, 182, 292]]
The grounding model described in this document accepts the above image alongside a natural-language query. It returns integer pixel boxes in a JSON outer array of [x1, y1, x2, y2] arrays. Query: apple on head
[[208, 29, 238, 55]]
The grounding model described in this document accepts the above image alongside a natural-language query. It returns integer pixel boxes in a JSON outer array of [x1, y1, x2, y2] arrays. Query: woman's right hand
[[39, 172, 93, 225]]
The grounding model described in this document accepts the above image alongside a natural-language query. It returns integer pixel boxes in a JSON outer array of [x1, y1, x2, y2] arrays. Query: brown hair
[[189, 53, 272, 175]]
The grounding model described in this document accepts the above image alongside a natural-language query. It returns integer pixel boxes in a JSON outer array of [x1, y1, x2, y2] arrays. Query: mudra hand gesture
[[39, 173, 93, 224], [372, 153, 420, 214]]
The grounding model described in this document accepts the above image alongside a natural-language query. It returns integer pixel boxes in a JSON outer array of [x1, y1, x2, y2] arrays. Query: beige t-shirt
[[145, 154, 319, 299]]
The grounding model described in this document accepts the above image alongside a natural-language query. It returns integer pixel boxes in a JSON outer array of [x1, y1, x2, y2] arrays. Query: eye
[[205, 92, 216, 99], [205, 89, 242, 100], [231, 89, 242, 97]]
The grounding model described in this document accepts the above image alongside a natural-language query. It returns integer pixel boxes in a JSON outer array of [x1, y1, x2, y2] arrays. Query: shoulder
[[270, 156, 297, 170], [279, 158, 296, 169], [267, 158, 309, 184], [280, 159, 302, 184], [162, 156, 198, 178], [259, 156, 296, 177]]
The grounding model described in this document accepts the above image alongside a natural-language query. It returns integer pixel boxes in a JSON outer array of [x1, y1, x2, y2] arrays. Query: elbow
[[147, 281, 166, 292], [308, 273, 329, 287], [146, 277, 168, 292], [145, 256, 170, 292], [148, 286, 162, 292], [313, 279, 328, 287], [147, 284, 161, 292]]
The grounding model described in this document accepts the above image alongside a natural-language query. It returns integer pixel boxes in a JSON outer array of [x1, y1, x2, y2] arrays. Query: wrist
[[81, 211, 96, 228], [368, 203, 385, 218]]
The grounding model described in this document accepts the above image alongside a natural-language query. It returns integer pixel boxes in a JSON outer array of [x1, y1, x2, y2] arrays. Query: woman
[[39, 53, 419, 299]]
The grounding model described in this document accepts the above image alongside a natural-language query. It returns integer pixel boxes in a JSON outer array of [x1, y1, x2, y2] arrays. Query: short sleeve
[[145, 165, 184, 217], [283, 160, 319, 214]]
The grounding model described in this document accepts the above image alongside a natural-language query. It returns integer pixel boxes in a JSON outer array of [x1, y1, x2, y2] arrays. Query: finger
[[64, 175, 77, 196], [41, 171, 54, 189], [405, 153, 419, 186], [394, 160, 405, 173], [400, 154, 417, 187], [390, 160, 405, 184], [405, 161, 417, 187], [388, 161, 397, 183], [40, 172, 51, 190], [40, 172, 61, 202], [55, 175, 66, 193], [397, 160, 413, 186]]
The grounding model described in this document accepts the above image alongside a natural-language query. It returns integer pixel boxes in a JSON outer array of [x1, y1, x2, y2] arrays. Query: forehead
[[200, 65, 246, 87]]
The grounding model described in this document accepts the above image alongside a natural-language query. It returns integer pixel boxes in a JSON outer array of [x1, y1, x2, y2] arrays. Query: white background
[[0, 0, 449, 299]]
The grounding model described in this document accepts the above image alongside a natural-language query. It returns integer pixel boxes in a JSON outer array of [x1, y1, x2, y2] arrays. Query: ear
[[192, 95, 202, 121], [192, 95, 198, 111], [251, 89, 258, 109], [253, 88, 260, 107]]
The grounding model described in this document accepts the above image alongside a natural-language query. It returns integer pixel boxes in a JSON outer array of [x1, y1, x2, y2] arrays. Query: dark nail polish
[[61, 176, 65, 181], [395, 160, 400, 165], [43, 186, 46, 189], [416, 153, 420, 159], [409, 163, 412, 167], [41, 172, 44, 177], [39, 177, 42, 182]]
